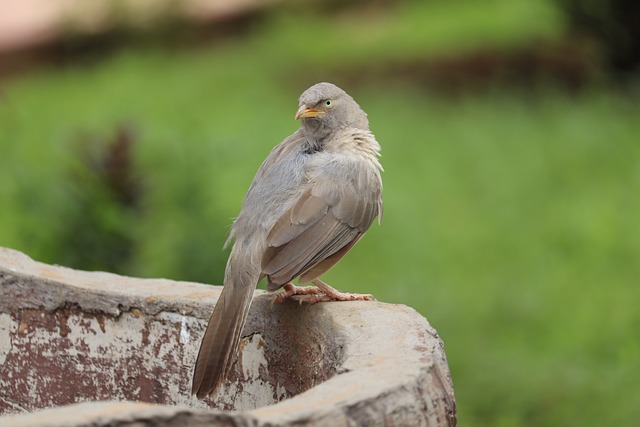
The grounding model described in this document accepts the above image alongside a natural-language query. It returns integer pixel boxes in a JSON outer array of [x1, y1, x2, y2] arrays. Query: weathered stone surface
[[0, 246, 456, 426]]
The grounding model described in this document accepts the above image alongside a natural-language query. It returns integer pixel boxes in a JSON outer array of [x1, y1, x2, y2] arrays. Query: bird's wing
[[261, 162, 381, 290]]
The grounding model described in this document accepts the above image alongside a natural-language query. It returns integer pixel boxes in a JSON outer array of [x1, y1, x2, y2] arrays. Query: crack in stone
[[0, 397, 30, 414]]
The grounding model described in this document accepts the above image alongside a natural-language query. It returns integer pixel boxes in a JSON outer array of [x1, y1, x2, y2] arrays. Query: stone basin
[[0, 247, 456, 426]]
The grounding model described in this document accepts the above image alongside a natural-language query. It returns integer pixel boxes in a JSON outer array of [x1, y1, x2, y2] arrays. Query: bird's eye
[[325, 100, 333, 107]]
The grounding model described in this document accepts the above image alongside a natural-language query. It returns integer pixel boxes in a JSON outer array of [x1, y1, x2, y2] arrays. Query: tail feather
[[192, 254, 257, 398]]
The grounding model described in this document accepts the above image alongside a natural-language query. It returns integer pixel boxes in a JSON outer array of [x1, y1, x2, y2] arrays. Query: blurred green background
[[1, 0, 639, 425]]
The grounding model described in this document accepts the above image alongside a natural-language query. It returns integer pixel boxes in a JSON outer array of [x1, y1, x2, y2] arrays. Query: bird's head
[[295, 82, 368, 137]]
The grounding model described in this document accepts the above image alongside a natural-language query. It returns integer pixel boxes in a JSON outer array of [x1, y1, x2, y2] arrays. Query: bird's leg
[[310, 279, 375, 302], [271, 282, 322, 306]]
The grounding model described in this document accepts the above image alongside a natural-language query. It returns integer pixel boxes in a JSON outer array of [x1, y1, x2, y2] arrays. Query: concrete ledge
[[0, 247, 456, 426]]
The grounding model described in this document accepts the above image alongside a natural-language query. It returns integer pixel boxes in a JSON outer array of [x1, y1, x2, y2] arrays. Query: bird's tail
[[191, 247, 258, 398]]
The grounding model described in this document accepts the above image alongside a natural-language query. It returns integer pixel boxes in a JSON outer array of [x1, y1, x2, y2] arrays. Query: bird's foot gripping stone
[[312, 279, 375, 302], [271, 283, 322, 306], [271, 281, 375, 305]]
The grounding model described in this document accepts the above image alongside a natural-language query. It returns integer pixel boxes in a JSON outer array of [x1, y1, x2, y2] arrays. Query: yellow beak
[[295, 105, 325, 120]]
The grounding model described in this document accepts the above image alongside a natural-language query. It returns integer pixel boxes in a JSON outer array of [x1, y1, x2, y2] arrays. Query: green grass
[[1, 2, 639, 425], [262, 0, 563, 66]]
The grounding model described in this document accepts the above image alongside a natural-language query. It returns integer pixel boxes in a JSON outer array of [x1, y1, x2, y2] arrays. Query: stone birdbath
[[0, 247, 456, 426]]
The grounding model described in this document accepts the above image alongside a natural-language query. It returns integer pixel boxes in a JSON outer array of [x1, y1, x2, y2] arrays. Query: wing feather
[[266, 190, 328, 248], [262, 186, 379, 290]]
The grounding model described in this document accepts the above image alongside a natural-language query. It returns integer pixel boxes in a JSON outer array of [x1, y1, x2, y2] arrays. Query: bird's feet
[[271, 283, 322, 306], [271, 280, 375, 306], [312, 279, 375, 302]]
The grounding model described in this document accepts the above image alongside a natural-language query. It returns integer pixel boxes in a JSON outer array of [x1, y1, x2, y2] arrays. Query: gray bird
[[191, 82, 383, 399]]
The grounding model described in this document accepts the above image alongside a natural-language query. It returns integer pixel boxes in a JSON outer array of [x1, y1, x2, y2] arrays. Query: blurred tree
[[56, 124, 141, 273], [560, 0, 640, 73]]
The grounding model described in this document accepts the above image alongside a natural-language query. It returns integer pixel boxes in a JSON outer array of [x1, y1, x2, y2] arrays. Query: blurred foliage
[[1, 0, 639, 426], [559, 0, 640, 72], [55, 124, 141, 273]]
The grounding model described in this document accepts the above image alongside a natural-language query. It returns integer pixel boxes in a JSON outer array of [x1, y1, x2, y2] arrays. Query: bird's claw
[[271, 281, 375, 307], [271, 283, 322, 307]]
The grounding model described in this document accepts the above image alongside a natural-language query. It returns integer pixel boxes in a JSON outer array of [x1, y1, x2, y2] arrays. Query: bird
[[191, 82, 383, 399]]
